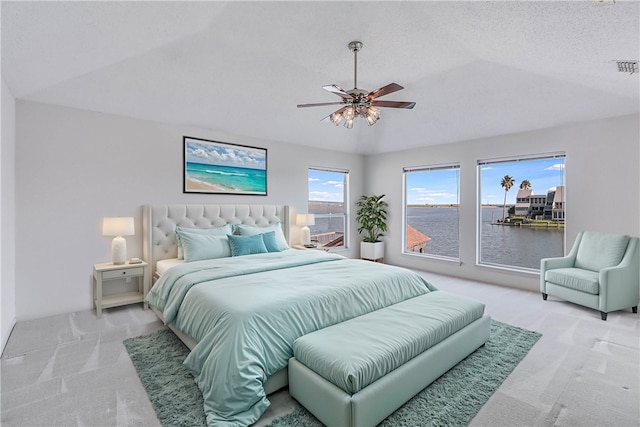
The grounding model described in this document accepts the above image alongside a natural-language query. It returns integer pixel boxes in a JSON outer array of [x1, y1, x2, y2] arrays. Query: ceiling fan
[[297, 41, 416, 128]]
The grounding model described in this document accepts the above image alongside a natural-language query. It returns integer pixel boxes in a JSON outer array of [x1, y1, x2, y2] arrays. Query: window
[[403, 164, 460, 260], [308, 168, 348, 249], [478, 153, 566, 271]]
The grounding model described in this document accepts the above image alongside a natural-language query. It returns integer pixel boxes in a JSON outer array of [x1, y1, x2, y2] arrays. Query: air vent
[[615, 61, 638, 74]]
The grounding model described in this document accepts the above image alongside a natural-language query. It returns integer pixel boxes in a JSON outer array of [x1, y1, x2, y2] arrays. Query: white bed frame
[[142, 204, 291, 393]]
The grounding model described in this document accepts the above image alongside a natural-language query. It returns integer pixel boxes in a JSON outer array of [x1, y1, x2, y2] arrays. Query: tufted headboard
[[142, 204, 290, 277]]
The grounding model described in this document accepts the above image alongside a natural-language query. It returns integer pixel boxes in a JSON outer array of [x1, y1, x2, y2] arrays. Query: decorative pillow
[[175, 224, 233, 259], [235, 222, 289, 251], [227, 234, 268, 257], [174, 229, 231, 262], [260, 231, 281, 253]]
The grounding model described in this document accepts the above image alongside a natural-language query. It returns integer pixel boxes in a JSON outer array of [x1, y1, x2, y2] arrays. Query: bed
[[142, 204, 448, 426]]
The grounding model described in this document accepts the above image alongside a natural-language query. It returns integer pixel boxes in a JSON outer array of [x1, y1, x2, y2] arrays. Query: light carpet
[[124, 320, 541, 426]]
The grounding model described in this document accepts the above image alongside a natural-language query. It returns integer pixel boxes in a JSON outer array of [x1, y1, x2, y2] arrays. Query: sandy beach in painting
[[186, 178, 233, 192]]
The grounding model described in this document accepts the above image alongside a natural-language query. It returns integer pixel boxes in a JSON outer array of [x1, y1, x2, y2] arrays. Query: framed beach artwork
[[183, 137, 267, 195]]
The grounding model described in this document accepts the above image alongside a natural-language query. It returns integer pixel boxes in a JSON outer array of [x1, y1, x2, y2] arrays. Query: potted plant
[[355, 194, 388, 260]]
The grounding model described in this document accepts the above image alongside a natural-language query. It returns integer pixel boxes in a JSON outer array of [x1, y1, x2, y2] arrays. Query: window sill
[[402, 251, 462, 266], [475, 262, 540, 277]]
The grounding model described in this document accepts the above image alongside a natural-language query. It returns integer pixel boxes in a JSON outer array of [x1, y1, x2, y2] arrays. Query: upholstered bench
[[288, 291, 491, 427]]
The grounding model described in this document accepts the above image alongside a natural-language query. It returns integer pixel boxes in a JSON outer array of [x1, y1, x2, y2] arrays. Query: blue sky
[[308, 169, 345, 202], [185, 139, 266, 170], [405, 158, 565, 205], [308, 157, 565, 205]]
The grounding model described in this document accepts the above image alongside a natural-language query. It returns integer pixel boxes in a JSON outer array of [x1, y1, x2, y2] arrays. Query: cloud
[[309, 191, 342, 202], [416, 196, 437, 203], [545, 163, 565, 171], [192, 148, 209, 158], [186, 141, 265, 169], [410, 187, 455, 198], [323, 180, 344, 188], [308, 177, 320, 182]]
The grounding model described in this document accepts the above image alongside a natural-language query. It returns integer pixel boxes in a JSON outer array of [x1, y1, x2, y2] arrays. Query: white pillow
[[175, 224, 233, 259], [235, 222, 289, 251]]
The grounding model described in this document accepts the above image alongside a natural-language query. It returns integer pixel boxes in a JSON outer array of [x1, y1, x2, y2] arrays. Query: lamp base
[[111, 236, 127, 265], [300, 226, 311, 246]]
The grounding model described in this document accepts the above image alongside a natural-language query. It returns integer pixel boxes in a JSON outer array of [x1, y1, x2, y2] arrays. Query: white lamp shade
[[102, 217, 134, 264], [102, 217, 135, 237], [296, 214, 315, 226]]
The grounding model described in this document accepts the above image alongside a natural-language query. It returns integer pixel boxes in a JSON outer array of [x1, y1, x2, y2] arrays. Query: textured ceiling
[[2, 1, 639, 155]]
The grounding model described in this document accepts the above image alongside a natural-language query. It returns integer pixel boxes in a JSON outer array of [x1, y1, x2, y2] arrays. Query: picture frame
[[183, 136, 267, 195]]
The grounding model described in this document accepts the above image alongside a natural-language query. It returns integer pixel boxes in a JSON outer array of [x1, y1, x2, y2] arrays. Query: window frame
[[476, 152, 566, 272], [307, 166, 349, 250]]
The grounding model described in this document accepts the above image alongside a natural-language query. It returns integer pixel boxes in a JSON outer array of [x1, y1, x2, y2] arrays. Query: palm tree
[[500, 175, 515, 221], [520, 179, 531, 190]]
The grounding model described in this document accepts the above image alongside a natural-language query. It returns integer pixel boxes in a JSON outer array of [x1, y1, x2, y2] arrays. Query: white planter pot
[[361, 241, 384, 260]]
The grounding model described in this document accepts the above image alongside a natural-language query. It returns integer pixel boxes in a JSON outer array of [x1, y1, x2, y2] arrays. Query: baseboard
[[1, 317, 17, 357]]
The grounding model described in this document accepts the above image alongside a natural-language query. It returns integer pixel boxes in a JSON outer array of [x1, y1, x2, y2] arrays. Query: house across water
[[514, 186, 565, 220]]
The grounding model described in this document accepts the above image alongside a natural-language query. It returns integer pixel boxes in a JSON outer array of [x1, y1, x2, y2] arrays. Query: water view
[[407, 206, 564, 269], [185, 162, 266, 194], [309, 202, 564, 270]]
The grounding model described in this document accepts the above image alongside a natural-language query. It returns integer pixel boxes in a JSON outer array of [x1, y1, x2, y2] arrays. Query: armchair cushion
[[575, 232, 630, 272], [545, 268, 599, 295]]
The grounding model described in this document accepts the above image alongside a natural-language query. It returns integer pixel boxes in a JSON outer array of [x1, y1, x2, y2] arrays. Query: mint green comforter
[[145, 250, 436, 426]]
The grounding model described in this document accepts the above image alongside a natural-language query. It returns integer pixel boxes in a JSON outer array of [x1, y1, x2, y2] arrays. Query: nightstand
[[292, 244, 329, 251], [92, 261, 149, 318]]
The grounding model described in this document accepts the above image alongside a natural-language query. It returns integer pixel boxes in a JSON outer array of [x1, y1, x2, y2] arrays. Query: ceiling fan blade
[[371, 100, 416, 109], [297, 102, 345, 108], [322, 84, 354, 100], [367, 83, 404, 100]]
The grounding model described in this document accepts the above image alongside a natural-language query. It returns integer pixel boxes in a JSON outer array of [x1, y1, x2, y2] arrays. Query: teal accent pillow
[[261, 231, 281, 253], [174, 229, 231, 262], [235, 222, 289, 251], [175, 224, 233, 259], [227, 234, 268, 257]]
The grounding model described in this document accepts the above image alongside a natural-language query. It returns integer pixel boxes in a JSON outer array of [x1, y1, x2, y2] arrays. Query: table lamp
[[102, 217, 135, 264], [296, 214, 315, 246]]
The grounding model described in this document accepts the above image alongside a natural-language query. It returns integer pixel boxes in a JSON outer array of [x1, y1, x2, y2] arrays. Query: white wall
[[15, 101, 364, 321], [1, 77, 17, 352], [13, 100, 639, 321], [364, 114, 640, 292]]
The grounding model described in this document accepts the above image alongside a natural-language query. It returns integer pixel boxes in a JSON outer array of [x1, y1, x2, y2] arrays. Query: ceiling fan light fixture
[[364, 114, 377, 126], [330, 111, 343, 125], [344, 116, 355, 129], [365, 107, 380, 126], [343, 106, 355, 121]]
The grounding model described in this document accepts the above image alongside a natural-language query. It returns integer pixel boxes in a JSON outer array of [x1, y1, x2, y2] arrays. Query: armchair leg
[[633, 306, 638, 314], [600, 311, 607, 321], [542, 293, 548, 301]]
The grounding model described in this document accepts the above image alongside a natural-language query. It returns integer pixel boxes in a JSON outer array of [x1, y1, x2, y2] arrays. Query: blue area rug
[[124, 319, 541, 426]]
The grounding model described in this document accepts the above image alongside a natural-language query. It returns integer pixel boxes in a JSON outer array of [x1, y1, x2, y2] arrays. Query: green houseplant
[[356, 194, 388, 260]]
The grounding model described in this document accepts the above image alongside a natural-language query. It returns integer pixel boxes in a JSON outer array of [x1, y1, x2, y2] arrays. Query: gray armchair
[[540, 231, 639, 320]]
